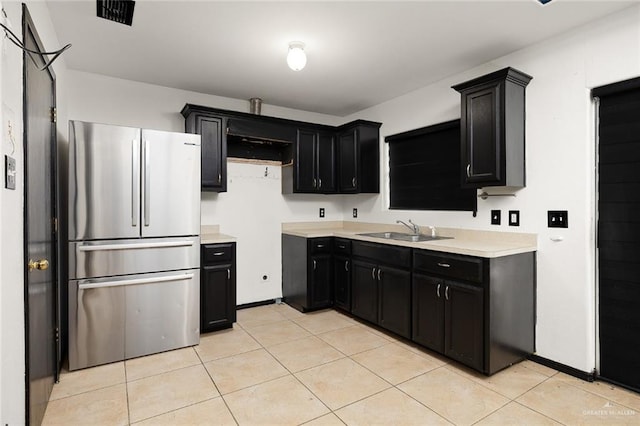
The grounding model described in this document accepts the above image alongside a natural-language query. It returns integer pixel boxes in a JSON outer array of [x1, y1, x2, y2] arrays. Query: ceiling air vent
[[97, 0, 135, 26]]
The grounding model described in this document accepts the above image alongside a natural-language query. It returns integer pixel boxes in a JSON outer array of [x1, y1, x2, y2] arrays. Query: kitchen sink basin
[[357, 232, 453, 243]]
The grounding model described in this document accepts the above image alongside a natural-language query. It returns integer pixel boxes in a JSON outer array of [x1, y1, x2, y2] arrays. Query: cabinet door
[[351, 259, 377, 323], [461, 81, 502, 186], [309, 254, 332, 309], [333, 256, 351, 312], [378, 265, 411, 339], [317, 132, 336, 193], [412, 273, 444, 352], [295, 129, 317, 192], [444, 281, 484, 371], [338, 129, 358, 193], [201, 263, 235, 332], [197, 116, 226, 192]]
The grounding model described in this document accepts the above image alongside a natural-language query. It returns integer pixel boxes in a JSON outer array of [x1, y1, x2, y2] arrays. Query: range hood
[[226, 117, 294, 163]]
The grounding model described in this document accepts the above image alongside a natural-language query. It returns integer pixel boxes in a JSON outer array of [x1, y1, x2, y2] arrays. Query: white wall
[[0, 1, 69, 423], [66, 71, 347, 304], [342, 5, 640, 372]]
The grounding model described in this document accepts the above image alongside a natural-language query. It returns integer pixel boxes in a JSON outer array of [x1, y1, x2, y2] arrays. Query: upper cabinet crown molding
[[453, 67, 533, 189]]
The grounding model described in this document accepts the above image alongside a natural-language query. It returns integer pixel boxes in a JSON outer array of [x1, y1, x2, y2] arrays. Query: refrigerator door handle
[[132, 139, 139, 227], [77, 240, 195, 251], [78, 273, 195, 290], [143, 139, 150, 227]]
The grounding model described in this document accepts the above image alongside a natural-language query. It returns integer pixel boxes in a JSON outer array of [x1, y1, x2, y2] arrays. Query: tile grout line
[[195, 347, 241, 426]]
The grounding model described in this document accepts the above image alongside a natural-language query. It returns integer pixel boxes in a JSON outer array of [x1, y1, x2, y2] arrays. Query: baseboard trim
[[528, 354, 596, 382], [236, 299, 276, 310]]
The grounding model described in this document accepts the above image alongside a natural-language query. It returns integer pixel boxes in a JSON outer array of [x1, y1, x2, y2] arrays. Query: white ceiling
[[46, 0, 637, 116]]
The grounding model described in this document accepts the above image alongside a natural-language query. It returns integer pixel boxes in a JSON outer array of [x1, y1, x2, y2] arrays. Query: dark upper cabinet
[[337, 121, 381, 193], [182, 109, 227, 192], [201, 243, 236, 332], [453, 67, 532, 188], [292, 129, 336, 193]]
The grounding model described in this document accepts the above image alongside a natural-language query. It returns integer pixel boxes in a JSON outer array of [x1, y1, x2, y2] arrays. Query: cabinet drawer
[[202, 244, 234, 264], [333, 238, 352, 255], [309, 238, 332, 254], [413, 250, 483, 284], [352, 241, 411, 268]]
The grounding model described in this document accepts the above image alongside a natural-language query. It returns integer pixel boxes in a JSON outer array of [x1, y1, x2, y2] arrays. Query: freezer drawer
[[69, 236, 200, 279], [68, 270, 200, 371]]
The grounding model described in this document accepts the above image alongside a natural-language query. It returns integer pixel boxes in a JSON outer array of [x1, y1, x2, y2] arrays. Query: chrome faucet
[[397, 219, 420, 235]]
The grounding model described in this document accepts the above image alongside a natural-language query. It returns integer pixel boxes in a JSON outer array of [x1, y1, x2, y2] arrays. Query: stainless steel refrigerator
[[68, 121, 201, 371]]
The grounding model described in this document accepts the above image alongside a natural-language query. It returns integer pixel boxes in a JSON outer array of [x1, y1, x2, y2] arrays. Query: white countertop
[[201, 225, 236, 244], [282, 221, 537, 258]]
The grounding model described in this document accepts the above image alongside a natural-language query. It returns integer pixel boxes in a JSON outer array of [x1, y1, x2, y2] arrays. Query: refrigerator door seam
[[77, 240, 195, 251]]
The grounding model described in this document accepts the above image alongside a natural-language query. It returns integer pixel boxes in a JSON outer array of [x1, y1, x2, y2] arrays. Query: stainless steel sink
[[358, 232, 453, 243]]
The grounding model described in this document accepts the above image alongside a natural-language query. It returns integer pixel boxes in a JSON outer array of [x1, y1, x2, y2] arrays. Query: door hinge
[[50, 107, 57, 123], [54, 327, 59, 341]]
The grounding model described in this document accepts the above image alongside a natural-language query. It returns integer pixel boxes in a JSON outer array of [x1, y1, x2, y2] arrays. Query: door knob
[[28, 259, 49, 271]]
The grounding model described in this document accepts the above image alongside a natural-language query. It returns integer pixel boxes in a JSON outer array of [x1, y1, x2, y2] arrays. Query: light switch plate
[[5, 155, 16, 190], [319, 207, 325, 218], [548, 210, 568, 228], [491, 210, 501, 225], [508, 210, 520, 226]]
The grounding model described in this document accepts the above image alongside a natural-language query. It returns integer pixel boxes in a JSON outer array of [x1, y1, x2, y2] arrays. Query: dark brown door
[[23, 6, 58, 425], [412, 273, 445, 352], [594, 78, 640, 392], [338, 129, 358, 192]]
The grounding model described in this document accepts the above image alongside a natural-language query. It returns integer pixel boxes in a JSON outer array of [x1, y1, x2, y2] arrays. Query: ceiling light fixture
[[287, 41, 306, 71]]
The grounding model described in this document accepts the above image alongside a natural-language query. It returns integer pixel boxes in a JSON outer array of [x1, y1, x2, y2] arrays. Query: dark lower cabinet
[[282, 235, 333, 312], [413, 249, 534, 375], [351, 259, 378, 323], [443, 281, 484, 372], [201, 243, 236, 332], [378, 266, 411, 339], [333, 256, 351, 311], [412, 274, 444, 352], [351, 241, 412, 338]]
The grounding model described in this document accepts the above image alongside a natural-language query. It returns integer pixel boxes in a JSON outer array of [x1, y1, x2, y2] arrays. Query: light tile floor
[[43, 303, 640, 425]]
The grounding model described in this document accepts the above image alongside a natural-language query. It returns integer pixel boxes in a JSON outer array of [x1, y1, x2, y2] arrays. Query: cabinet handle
[[227, 269, 230, 280], [313, 178, 317, 188], [318, 178, 322, 188], [313, 260, 317, 270], [371, 267, 376, 280], [218, 173, 221, 183], [352, 177, 357, 188], [345, 260, 349, 272], [377, 268, 382, 281], [316, 244, 325, 248], [213, 252, 225, 256], [437, 283, 441, 298], [338, 245, 346, 249], [445, 285, 450, 301], [437, 262, 451, 268], [466, 164, 471, 178]]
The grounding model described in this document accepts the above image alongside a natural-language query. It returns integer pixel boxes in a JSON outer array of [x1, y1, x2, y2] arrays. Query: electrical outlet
[[508, 210, 520, 226], [548, 210, 568, 228], [319, 207, 325, 218], [491, 210, 501, 225], [353, 208, 358, 218]]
